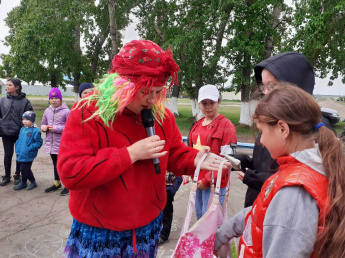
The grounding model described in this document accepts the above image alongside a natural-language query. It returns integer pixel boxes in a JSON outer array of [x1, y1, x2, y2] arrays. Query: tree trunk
[[90, 28, 109, 79], [51, 74, 57, 88], [169, 84, 180, 116], [107, 0, 118, 60], [164, 98, 170, 109], [239, 52, 252, 125], [153, 0, 166, 44], [191, 99, 203, 121], [239, 100, 258, 126], [262, 4, 282, 60], [73, 25, 82, 95], [210, 3, 234, 71]]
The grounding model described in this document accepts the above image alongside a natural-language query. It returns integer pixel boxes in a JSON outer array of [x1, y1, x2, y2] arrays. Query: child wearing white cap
[[188, 84, 237, 219]]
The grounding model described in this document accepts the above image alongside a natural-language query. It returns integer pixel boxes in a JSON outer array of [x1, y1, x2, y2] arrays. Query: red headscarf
[[109, 40, 180, 91]]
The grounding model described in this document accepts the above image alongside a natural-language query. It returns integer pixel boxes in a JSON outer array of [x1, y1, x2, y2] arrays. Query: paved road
[[0, 142, 250, 257]]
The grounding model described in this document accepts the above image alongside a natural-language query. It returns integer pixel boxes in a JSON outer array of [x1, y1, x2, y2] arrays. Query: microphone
[[141, 109, 161, 174]]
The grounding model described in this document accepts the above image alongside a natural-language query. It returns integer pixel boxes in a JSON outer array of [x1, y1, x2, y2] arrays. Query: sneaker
[[13, 181, 27, 190], [26, 181, 38, 191], [60, 188, 69, 196], [0, 175, 11, 186], [158, 237, 169, 246], [44, 183, 62, 193], [13, 174, 21, 185]]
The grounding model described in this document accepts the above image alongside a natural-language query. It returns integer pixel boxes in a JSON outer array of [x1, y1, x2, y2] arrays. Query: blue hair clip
[[314, 123, 325, 130]]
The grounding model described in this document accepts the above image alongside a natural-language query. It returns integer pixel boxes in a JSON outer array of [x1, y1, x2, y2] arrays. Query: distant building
[[221, 91, 241, 101], [221, 84, 241, 101], [0, 78, 76, 97]]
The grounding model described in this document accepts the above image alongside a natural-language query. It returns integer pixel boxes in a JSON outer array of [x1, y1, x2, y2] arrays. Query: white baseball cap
[[198, 84, 220, 103]]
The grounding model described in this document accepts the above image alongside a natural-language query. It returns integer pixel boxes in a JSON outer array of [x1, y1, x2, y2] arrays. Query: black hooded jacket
[[0, 92, 33, 136], [236, 52, 334, 208]]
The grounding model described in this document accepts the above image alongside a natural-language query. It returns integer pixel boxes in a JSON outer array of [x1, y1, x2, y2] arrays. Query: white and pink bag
[[172, 153, 232, 258]]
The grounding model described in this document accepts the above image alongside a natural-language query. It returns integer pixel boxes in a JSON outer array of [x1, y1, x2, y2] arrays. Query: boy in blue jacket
[[13, 111, 43, 190]]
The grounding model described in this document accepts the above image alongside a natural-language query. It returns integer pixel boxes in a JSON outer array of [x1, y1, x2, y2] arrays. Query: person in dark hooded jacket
[[234, 52, 335, 208], [0, 78, 33, 186]]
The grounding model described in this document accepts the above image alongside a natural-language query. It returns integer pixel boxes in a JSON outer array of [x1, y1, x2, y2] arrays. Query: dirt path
[[0, 140, 249, 257]]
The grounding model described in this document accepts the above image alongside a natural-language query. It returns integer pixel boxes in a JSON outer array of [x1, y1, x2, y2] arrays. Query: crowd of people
[[0, 38, 344, 257], [0, 81, 93, 195]]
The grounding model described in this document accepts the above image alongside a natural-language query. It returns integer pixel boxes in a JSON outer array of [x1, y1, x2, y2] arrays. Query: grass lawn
[[175, 104, 253, 138], [27, 98, 344, 141]]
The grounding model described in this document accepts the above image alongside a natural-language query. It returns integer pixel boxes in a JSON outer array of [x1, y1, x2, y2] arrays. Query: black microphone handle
[[145, 127, 161, 174]]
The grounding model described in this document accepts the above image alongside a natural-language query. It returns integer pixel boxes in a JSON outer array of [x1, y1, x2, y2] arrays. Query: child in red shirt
[[188, 84, 237, 219]]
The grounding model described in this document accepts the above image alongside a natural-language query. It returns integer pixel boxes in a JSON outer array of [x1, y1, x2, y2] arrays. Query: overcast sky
[[0, 0, 344, 95]]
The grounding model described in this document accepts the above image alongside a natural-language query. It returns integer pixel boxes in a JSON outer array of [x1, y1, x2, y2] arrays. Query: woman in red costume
[[58, 39, 229, 258], [215, 83, 345, 258]]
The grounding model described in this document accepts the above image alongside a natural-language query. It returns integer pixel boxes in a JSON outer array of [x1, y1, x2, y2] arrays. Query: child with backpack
[[41, 88, 70, 196], [215, 83, 345, 258], [13, 111, 43, 190]]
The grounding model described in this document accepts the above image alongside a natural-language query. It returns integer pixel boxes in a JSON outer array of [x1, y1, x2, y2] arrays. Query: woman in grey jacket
[[0, 78, 33, 186]]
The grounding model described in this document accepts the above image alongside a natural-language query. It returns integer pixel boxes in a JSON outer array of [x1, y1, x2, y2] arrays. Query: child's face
[[81, 88, 93, 99], [50, 97, 62, 108], [199, 99, 220, 119], [256, 121, 287, 159], [260, 69, 278, 95], [22, 119, 33, 128]]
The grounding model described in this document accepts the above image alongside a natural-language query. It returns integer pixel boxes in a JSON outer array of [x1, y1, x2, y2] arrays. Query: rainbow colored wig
[[77, 73, 167, 127]]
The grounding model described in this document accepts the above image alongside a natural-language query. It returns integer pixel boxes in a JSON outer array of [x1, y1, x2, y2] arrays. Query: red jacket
[[58, 102, 198, 230], [188, 115, 237, 187], [239, 156, 329, 257]]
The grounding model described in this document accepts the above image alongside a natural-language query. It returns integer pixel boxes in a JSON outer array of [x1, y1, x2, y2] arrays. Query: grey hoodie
[[215, 147, 326, 258]]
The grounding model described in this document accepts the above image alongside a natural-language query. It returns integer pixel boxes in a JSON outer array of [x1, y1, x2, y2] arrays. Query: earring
[[282, 136, 285, 141]]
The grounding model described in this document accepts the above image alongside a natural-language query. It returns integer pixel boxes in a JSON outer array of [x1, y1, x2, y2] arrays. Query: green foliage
[[135, 0, 291, 102], [230, 241, 239, 258], [4, 0, 89, 86], [135, 0, 245, 99], [3, 0, 343, 106], [0, 54, 14, 77], [286, 0, 345, 84], [3, 0, 134, 88]]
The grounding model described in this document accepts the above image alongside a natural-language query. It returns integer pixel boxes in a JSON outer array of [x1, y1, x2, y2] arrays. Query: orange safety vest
[[238, 155, 329, 258]]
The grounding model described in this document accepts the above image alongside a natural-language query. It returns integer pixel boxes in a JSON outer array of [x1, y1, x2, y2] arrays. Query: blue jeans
[[195, 187, 226, 220]]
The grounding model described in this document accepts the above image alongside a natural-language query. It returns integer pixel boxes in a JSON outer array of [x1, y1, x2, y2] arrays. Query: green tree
[[4, 0, 133, 91], [286, 0, 345, 85], [0, 54, 14, 78], [4, 0, 86, 87], [82, 0, 134, 83], [135, 0, 241, 117], [220, 0, 291, 124]]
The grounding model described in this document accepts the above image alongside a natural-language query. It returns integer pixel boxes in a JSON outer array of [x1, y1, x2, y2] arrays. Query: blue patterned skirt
[[63, 213, 162, 258]]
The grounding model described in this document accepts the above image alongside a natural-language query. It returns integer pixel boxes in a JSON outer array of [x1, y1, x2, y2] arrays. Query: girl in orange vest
[[215, 83, 345, 258]]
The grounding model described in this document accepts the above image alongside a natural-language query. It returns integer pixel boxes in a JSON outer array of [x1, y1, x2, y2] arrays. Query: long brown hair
[[253, 82, 345, 258]]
